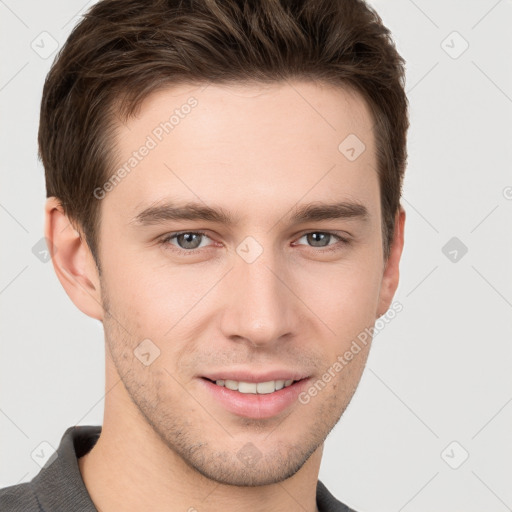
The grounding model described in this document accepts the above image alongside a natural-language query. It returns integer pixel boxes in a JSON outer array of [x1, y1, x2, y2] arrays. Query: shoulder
[[0, 480, 41, 511], [317, 479, 358, 512], [0, 424, 101, 512]]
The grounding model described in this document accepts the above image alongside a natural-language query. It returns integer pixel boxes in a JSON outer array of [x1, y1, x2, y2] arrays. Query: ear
[[44, 197, 104, 321], [376, 205, 405, 318]]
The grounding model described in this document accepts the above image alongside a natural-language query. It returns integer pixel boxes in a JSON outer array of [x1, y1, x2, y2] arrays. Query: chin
[[178, 436, 323, 487]]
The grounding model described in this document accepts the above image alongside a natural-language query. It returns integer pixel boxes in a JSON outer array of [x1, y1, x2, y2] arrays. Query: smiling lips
[[201, 375, 310, 419], [200, 371, 311, 419]]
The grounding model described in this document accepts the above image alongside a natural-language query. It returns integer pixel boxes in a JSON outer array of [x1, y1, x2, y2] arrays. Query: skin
[[45, 80, 405, 512]]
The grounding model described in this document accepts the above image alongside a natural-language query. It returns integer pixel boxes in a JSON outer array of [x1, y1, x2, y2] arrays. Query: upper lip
[[201, 369, 310, 383]]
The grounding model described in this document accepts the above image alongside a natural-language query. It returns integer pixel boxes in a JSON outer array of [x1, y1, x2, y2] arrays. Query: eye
[[294, 231, 350, 251], [160, 231, 213, 254]]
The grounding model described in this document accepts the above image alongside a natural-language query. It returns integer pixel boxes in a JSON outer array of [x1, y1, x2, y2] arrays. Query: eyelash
[[158, 230, 351, 256]]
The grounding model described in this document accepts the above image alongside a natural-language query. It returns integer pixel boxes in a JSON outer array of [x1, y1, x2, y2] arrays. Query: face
[[92, 81, 399, 486]]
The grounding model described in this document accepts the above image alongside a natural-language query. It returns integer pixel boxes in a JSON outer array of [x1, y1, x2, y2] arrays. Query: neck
[[78, 361, 322, 512]]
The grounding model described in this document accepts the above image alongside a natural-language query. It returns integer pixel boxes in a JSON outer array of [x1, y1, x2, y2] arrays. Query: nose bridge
[[221, 243, 294, 346]]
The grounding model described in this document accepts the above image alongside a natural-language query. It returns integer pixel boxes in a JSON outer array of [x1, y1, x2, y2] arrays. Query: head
[[42, 0, 408, 486]]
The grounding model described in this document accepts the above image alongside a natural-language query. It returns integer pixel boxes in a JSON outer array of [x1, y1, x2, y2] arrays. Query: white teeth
[[239, 382, 257, 393], [256, 381, 275, 394], [214, 379, 296, 394], [224, 380, 238, 391]]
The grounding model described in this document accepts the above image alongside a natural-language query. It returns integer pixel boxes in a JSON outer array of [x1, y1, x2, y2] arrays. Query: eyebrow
[[130, 199, 370, 227]]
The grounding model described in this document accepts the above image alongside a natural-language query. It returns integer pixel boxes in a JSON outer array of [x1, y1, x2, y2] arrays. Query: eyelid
[[293, 229, 351, 244], [160, 230, 215, 253]]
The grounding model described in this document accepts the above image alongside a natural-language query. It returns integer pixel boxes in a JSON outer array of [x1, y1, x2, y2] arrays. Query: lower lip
[[200, 378, 310, 419]]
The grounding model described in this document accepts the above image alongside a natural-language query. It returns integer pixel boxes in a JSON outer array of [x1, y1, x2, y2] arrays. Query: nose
[[219, 248, 296, 348]]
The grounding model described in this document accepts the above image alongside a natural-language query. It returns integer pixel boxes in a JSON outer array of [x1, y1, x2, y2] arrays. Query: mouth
[[199, 376, 311, 419], [202, 377, 301, 395]]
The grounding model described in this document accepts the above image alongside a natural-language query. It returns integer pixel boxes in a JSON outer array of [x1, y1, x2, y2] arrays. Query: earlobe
[[44, 197, 104, 321], [376, 205, 406, 319]]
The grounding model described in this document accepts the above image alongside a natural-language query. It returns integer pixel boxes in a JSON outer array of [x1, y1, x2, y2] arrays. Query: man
[[0, 0, 408, 510]]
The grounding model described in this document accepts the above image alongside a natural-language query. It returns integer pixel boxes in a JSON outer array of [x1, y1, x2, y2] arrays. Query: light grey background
[[1, 1, 511, 511]]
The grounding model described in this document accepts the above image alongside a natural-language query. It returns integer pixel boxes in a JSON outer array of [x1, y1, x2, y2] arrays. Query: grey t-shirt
[[0, 425, 356, 511]]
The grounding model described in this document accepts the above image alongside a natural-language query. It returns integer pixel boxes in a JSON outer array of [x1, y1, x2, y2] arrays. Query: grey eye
[[297, 232, 338, 248], [175, 233, 204, 249]]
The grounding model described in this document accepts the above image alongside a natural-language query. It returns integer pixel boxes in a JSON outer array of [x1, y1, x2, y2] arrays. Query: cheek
[[101, 250, 217, 339], [294, 257, 382, 334]]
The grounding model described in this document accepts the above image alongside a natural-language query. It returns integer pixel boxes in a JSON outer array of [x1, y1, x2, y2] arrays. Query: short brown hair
[[39, 0, 408, 268]]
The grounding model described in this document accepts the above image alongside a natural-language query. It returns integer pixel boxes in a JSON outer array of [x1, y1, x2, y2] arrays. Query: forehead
[[105, 80, 379, 225]]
